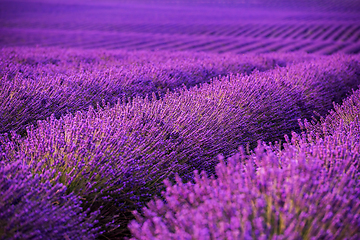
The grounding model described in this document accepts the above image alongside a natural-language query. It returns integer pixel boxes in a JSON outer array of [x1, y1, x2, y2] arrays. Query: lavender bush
[[303, 88, 360, 140], [269, 55, 360, 119], [129, 144, 360, 239], [0, 47, 310, 136], [129, 89, 360, 239], [0, 159, 100, 240], [0, 126, 153, 239], [2, 52, 359, 238]]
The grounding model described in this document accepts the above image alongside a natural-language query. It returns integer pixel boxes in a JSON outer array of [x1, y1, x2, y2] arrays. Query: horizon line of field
[[1, 28, 360, 55], [2, 21, 360, 43]]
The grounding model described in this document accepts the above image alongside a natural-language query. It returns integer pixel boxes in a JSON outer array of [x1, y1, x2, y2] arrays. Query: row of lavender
[[0, 47, 312, 136], [129, 87, 360, 239], [0, 50, 360, 239]]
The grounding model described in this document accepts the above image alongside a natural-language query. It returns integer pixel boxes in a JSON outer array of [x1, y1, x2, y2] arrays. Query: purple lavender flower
[[0, 47, 318, 136], [128, 88, 360, 239], [0, 160, 100, 239]]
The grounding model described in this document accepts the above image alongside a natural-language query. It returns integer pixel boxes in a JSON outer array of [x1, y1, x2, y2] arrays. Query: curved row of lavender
[[1, 51, 359, 239], [0, 47, 314, 136], [129, 87, 360, 240]]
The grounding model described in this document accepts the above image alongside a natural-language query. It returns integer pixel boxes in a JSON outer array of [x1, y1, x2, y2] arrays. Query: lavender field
[[1, 0, 360, 239]]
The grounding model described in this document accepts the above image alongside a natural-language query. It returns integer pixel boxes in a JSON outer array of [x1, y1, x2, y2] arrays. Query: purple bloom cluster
[[304, 88, 360, 140], [1, 47, 359, 238], [0, 47, 309, 136], [0, 160, 100, 239], [129, 89, 360, 240]]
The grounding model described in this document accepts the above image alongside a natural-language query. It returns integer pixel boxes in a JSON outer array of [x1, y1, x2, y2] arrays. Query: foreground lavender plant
[[0, 127, 152, 239], [130, 152, 359, 239], [128, 87, 360, 240], [0, 160, 100, 239], [129, 125, 360, 239]]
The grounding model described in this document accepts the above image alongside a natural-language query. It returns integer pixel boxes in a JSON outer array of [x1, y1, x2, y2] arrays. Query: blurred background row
[[1, 0, 360, 54]]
